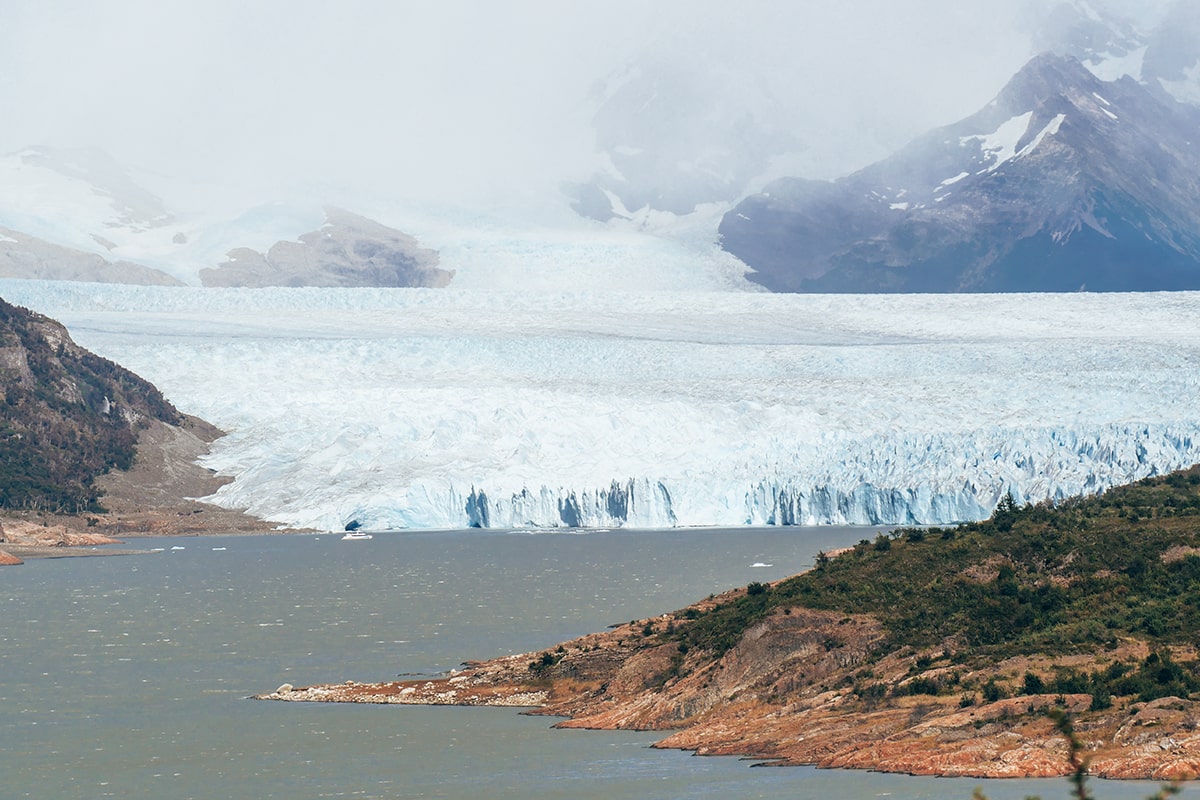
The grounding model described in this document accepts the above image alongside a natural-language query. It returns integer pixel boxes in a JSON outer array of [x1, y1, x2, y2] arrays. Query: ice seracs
[[4, 280, 1199, 532]]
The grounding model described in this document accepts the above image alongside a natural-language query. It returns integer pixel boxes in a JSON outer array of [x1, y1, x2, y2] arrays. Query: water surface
[[0, 527, 1178, 799]]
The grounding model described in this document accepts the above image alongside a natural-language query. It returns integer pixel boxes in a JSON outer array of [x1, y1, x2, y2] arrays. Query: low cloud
[[0, 0, 1174, 219]]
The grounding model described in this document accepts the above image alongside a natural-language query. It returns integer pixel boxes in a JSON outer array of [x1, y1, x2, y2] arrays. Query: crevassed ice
[[4, 280, 1200, 531]]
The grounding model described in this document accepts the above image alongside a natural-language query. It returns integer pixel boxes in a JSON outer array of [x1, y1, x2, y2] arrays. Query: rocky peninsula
[[261, 470, 1200, 782], [259, 590, 1200, 781]]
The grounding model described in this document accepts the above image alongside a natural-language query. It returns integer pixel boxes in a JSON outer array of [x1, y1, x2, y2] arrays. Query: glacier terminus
[[3, 279, 1199, 532]]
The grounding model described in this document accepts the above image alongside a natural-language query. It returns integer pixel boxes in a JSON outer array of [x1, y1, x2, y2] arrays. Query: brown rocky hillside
[[0, 295, 181, 512]]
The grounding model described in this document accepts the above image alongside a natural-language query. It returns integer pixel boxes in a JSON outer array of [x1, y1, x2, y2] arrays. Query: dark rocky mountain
[[199, 207, 452, 288], [720, 52, 1200, 293], [0, 297, 181, 512], [0, 148, 451, 288]]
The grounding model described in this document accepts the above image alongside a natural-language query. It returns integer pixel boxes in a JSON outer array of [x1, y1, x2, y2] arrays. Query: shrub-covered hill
[[680, 467, 1200, 666], [0, 296, 181, 512]]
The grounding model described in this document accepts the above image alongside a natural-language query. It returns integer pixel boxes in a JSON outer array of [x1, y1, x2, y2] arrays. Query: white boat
[[341, 531, 373, 541]]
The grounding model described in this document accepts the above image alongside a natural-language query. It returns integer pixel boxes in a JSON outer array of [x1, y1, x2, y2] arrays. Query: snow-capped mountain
[[0, 144, 752, 292], [0, 147, 458, 288], [0, 146, 186, 284], [0, 146, 175, 236], [3, 280, 1198, 531], [720, 52, 1200, 293]]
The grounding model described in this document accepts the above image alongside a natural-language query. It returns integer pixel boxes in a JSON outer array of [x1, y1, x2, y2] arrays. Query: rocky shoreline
[[257, 590, 1200, 782], [0, 518, 136, 564]]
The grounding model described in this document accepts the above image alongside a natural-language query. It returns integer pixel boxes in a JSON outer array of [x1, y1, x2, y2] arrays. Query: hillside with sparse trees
[[0, 296, 180, 512]]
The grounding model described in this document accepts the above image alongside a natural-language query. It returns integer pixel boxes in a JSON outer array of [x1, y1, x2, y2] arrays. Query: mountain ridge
[[0, 148, 450, 288], [720, 52, 1200, 293]]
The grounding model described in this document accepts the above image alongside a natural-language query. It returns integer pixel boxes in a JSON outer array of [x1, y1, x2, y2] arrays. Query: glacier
[[3, 279, 1200, 531]]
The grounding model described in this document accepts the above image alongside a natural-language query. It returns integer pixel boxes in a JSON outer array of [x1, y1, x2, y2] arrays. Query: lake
[[0, 527, 1177, 799]]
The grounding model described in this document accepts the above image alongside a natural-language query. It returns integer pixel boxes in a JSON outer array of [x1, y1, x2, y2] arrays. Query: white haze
[[0, 0, 1177, 221], [0, 0, 1180, 221]]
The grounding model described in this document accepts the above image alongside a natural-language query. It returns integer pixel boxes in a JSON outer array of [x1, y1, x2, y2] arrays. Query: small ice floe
[[750, 562, 773, 568]]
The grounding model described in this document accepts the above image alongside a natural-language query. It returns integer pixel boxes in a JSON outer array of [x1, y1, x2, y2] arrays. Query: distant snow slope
[[0, 145, 750, 291], [396, 202, 754, 293], [3, 280, 1198, 531]]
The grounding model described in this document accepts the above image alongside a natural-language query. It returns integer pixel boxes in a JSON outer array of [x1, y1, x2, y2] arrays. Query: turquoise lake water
[[0, 527, 1181, 799]]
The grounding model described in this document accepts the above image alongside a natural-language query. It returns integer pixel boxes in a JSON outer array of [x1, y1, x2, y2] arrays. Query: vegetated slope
[[0, 296, 181, 512], [720, 53, 1200, 292], [684, 468, 1200, 668]]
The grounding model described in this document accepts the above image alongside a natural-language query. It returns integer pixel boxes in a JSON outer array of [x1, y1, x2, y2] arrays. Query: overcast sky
[[0, 1, 1176, 218]]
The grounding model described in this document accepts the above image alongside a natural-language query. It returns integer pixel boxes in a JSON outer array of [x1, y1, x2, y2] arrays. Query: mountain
[[0, 146, 187, 284], [720, 52, 1200, 293], [1030, 0, 1147, 80], [0, 295, 182, 512], [198, 208, 452, 288], [0, 148, 450, 288], [0, 225, 184, 285]]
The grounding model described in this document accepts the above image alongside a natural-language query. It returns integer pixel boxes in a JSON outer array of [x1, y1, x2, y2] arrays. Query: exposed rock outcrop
[[199, 208, 452, 288], [0, 226, 183, 285]]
